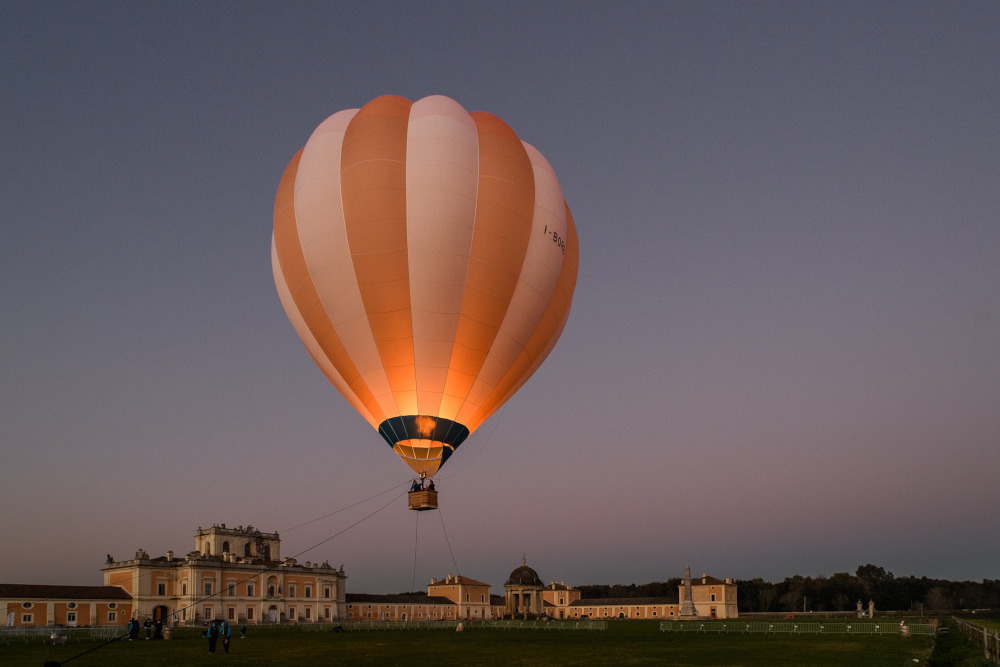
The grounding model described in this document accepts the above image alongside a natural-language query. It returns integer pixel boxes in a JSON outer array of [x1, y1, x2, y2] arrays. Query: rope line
[[438, 505, 461, 578], [411, 511, 420, 591], [280, 479, 412, 533], [440, 404, 505, 480]]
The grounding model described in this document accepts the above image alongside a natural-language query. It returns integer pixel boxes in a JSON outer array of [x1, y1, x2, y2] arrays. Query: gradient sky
[[3, 2, 998, 595]]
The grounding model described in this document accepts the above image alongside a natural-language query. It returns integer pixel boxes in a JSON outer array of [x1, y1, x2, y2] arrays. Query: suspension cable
[[439, 404, 506, 480], [411, 511, 420, 591], [438, 505, 461, 578]]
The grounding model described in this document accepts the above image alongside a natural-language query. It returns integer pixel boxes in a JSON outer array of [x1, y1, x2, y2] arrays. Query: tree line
[[577, 565, 1000, 613]]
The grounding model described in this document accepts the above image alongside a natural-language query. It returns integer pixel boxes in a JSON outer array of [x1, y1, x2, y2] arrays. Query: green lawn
[[963, 616, 1000, 632], [2, 621, 934, 666]]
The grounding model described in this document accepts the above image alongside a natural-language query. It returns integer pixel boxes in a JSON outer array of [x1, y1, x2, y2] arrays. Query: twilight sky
[[2, 2, 998, 595]]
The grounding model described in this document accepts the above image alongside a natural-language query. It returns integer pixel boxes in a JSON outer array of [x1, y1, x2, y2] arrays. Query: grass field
[[1, 621, 936, 666]]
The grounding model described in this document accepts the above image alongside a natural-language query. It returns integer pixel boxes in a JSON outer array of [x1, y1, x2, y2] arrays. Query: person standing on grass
[[207, 620, 220, 654], [222, 620, 232, 654]]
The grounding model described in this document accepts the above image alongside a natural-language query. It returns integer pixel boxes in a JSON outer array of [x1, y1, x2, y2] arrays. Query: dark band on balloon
[[378, 416, 470, 465]]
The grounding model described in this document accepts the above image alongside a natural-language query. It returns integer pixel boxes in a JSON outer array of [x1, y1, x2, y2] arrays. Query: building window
[[67, 612, 77, 625], [22, 602, 32, 609], [324, 607, 330, 619], [205, 606, 213, 619], [228, 607, 235, 620], [228, 585, 236, 597], [289, 607, 296, 619], [22, 614, 33, 623], [247, 584, 255, 596], [711, 594, 716, 602], [182, 609, 187, 620], [305, 586, 311, 598], [223, 541, 230, 553], [158, 583, 166, 596], [244, 543, 251, 557], [367, 612, 372, 618], [324, 587, 330, 598], [182, 583, 187, 595], [67, 602, 77, 610], [247, 607, 254, 620], [108, 603, 117, 609], [204, 582, 213, 596], [305, 608, 311, 619], [289, 585, 296, 598], [108, 612, 116, 622]]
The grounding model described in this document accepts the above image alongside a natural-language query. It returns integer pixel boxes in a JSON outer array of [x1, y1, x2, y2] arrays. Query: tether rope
[[439, 404, 506, 480], [411, 511, 420, 591], [438, 505, 461, 578]]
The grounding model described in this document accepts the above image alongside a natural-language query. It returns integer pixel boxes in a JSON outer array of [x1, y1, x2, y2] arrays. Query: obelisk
[[679, 565, 697, 617]]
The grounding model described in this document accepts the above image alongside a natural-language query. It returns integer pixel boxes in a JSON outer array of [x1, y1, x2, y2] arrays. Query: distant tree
[[576, 585, 608, 599], [757, 586, 777, 612], [833, 593, 851, 611], [780, 588, 804, 612], [924, 586, 951, 611], [856, 564, 891, 581]]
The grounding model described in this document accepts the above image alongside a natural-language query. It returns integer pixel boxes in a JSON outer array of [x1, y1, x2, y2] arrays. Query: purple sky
[[3, 2, 998, 595]]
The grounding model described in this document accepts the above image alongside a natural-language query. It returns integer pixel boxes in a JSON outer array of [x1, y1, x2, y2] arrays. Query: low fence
[[321, 620, 606, 632], [471, 620, 606, 631], [0, 626, 127, 644], [953, 617, 1000, 663], [660, 621, 936, 636]]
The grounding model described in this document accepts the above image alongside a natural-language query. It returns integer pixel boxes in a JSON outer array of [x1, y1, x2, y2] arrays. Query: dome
[[506, 557, 542, 586]]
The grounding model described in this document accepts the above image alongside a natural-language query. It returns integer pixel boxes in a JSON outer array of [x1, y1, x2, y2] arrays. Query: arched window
[[204, 542, 211, 555], [244, 543, 251, 557], [223, 541, 230, 553], [262, 545, 271, 560]]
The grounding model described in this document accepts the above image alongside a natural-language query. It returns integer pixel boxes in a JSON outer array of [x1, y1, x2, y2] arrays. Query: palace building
[[2, 524, 736, 627], [101, 523, 347, 626]]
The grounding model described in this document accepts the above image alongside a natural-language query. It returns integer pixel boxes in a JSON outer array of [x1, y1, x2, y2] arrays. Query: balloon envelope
[[272, 94, 578, 477]]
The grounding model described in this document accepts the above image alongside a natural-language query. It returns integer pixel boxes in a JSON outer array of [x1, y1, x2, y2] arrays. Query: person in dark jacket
[[222, 621, 232, 654], [207, 621, 220, 654]]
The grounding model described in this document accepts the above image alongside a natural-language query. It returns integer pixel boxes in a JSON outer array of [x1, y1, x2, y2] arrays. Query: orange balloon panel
[[272, 94, 578, 477]]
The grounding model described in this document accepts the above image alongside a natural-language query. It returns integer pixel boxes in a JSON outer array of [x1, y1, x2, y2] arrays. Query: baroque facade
[[101, 523, 347, 625], [504, 559, 738, 620]]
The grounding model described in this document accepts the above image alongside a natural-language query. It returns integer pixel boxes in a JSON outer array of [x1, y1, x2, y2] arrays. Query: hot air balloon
[[272, 94, 578, 510]]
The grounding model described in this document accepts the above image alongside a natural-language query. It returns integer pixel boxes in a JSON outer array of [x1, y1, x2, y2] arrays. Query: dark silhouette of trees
[[577, 567, 999, 613], [733, 566, 1000, 613]]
